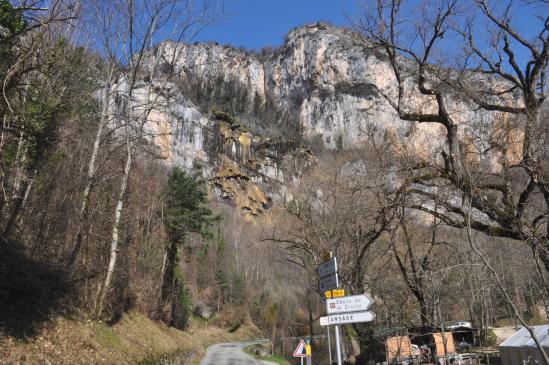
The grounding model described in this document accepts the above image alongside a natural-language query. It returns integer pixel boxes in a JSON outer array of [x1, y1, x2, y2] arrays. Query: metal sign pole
[[327, 325, 333, 365], [334, 324, 343, 365], [300, 357, 303, 365]]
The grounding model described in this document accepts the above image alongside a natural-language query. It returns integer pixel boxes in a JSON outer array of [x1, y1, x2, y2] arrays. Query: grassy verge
[[0, 311, 261, 364], [259, 354, 292, 365], [244, 344, 291, 365]]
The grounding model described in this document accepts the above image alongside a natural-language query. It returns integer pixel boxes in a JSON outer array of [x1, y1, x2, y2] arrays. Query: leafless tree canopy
[[354, 0, 549, 275]]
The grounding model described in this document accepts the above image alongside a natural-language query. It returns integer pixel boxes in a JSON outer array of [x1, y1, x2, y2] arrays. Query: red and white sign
[[292, 339, 307, 357]]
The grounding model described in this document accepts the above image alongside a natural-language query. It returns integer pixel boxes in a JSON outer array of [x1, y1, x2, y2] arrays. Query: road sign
[[319, 273, 339, 292], [325, 289, 345, 299], [326, 294, 374, 314], [320, 316, 329, 326], [293, 339, 307, 357], [320, 311, 376, 326], [317, 258, 337, 278]]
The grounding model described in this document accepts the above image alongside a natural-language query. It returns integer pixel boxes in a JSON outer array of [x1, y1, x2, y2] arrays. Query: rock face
[[118, 23, 507, 216], [147, 23, 458, 151]]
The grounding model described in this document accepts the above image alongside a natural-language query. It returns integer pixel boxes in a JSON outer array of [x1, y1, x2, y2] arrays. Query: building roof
[[450, 326, 477, 332], [500, 325, 549, 349], [374, 327, 407, 338]]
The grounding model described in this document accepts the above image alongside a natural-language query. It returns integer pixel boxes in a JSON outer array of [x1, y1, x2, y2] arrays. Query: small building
[[411, 331, 456, 361], [408, 326, 457, 360], [499, 325, 549, 365], [449, 326, 477, 349], [375, 326, 458, 363], [374, 327, 411, 364], [385, 335, 419, 364]]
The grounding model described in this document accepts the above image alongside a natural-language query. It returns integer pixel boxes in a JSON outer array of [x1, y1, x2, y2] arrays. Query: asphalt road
[[199, 340, 275, 365]]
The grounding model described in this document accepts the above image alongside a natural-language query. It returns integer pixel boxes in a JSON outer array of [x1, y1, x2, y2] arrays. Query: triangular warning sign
[[293, 339, 307, 357]]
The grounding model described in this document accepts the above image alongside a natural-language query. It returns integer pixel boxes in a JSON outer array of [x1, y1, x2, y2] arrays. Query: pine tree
[[214, 228, 229, 310], [161, 167, 214, 329], [252, 91, 264, 118]]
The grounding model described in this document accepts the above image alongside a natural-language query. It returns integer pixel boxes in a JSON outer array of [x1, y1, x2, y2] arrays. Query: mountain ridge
[[116, 22, 509, 218]]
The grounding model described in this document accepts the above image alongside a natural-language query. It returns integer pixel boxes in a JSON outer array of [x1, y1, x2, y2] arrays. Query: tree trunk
[[161, 240, 178, 302], [307, 288, 314, 339], [69, 68, 114, 270], [539, 238, 549, 275], [16, 170, 34, 225], [466, 222, 549, 365], [418, 296, 430, 327], [96, 131, 132, 318], [4, 108, 58, 237]]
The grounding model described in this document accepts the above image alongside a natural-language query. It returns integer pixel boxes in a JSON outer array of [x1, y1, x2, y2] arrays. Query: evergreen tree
[[161, 167, 214, 329], [0, 0, 25, 75], [214, 228, 229, 310], [252, 91, 263, 116]]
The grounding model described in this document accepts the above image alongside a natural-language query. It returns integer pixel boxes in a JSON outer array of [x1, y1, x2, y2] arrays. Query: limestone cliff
[[114, 23, 511, 216], [145, 23, 477, 153]]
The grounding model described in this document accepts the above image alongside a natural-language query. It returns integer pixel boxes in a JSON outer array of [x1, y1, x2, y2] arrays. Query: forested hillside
[[0, 0, 548, 364]]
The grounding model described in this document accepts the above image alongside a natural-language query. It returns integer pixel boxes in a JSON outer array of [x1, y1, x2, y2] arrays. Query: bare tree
[[465, 210, 549, 364], [70, 0, 226, 317], [1, 1, 80, 236], [356, 0, 549, 273], [389, 210, 444, 327], [355, 0, 548, 361], [266, 149, 394, 362]]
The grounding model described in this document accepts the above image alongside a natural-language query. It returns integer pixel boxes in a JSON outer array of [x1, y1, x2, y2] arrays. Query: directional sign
[[293, 339, 307, 357], [326, 294, 374, 314], [325, 289, 345, 299], [319, 273, 339, 292], [320, 311, 376, 326], [320, 316, 329, 326], [317, 258, 337, 278]]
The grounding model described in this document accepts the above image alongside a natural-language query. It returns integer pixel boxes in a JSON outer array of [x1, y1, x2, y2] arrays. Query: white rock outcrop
[[114, 23, 515, 216]]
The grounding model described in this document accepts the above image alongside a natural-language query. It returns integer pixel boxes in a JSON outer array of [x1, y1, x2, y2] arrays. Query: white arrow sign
[[317, 258, 337, 278], [326, 294, 373, 314], [320, 316, 329, 326], [319, 273, 339, 292], [320, 311, 376, 326]]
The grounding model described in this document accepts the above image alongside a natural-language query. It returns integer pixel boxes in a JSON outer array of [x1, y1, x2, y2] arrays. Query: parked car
[[448, 321, 473, 329]]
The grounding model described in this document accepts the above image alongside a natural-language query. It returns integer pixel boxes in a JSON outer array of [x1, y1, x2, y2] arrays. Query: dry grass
[[0, 312, 261, 364]]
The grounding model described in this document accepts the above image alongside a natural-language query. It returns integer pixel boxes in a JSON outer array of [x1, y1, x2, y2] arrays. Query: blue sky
[[190, 0, 546, 69], [193, 0, 358, 50]]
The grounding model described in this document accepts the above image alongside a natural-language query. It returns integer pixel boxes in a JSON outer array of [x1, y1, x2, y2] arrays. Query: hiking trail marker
[[325, 289, 345, 299]]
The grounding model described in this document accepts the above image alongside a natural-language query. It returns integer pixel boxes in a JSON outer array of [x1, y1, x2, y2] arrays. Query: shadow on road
[[0, 239, 72, 338]]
